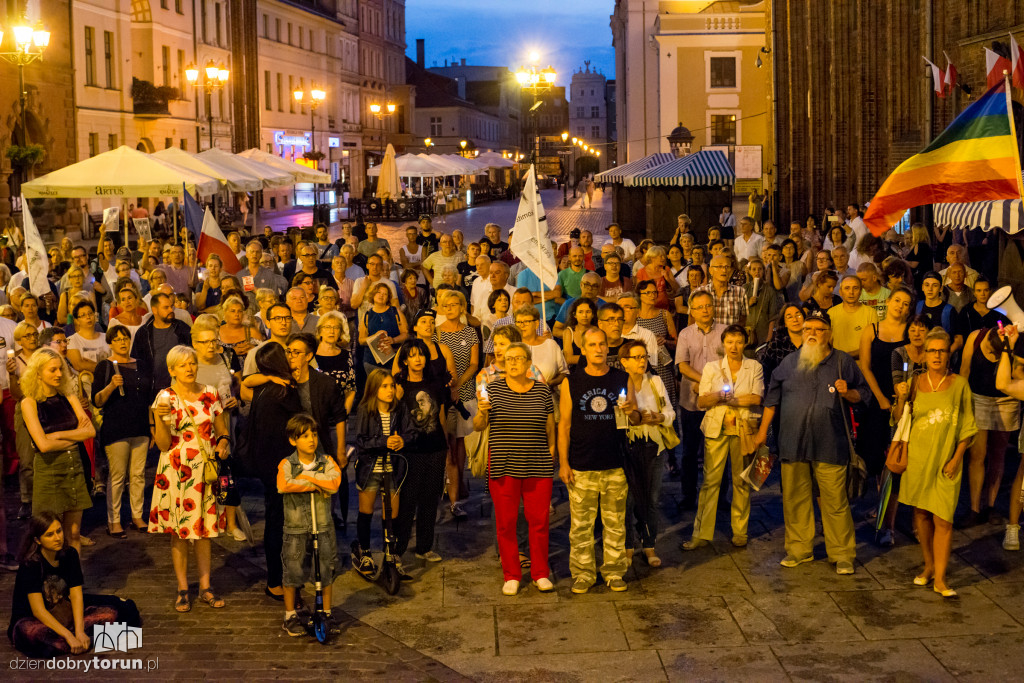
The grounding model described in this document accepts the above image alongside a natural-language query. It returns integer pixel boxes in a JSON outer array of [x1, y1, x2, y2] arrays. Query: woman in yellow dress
[[894, 328, 977, 598]]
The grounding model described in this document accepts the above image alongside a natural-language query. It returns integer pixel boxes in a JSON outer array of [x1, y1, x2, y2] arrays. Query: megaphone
[[987, 286, 1024, 331]]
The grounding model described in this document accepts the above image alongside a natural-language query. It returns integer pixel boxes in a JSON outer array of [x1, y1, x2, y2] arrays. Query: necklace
[[925, 371, 948, 392]]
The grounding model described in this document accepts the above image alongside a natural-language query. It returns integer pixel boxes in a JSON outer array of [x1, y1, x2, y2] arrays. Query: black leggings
[[263, 487, 284, 589], [395, 449, 447, 556]]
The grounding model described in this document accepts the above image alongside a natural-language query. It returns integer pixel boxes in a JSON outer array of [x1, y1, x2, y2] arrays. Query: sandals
[[643, 549, 662, 568], [198, 588, 225, 608], [175, 590, 191, 613]]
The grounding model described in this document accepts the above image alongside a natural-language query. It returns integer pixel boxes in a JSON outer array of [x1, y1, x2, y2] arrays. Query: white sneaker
[[1004, 524, 1020, 551], [533, 577, 554, 592], [415, 550, 443, 562], [230, 528, 246, 542], [502, 580, 520, 596]]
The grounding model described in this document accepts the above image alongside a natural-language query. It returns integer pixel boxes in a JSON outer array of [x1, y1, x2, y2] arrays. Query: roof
[[406, 57, 474, 109], [594, 152, 675, 183], [626, 150, 735, 187]]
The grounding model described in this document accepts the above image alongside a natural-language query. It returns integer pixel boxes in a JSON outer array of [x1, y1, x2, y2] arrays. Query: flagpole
[[531, 164, 547, 326], [1004, 72, 1024, 203]]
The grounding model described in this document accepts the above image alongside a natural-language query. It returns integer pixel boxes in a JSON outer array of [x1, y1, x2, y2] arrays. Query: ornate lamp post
[[294, 85, 327, 222], [185, 59, 230, 151], [369, 101, 396, 157], [513, 56, 557, 166], [0, 16, 49, 182]]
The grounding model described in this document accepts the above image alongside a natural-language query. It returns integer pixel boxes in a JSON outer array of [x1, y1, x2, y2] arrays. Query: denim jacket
[[276, 451, 341, 534]]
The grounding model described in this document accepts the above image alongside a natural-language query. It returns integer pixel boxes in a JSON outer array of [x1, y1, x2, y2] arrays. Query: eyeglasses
[[925, 348, 950, 354], [691, 304, 713, 311], [505, 356, 528, 363], [194, 339, 220, 346], [600, 316, 624, 324], [75, 311, 96, 319], [301, 252, 317, 258], [321, 325, 342, 332], [625, 354, 648, 361], [268, 315, 291, 323], [285, 348, 309, 356], [514, 319, 537, 326]]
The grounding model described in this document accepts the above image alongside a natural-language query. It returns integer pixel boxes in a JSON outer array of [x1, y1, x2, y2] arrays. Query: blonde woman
[[436, 288, 479, 520], [218, 294, 263, 358], [149, 345, 230, 612], [20, 348, 95, 553], [316, 311, 356, 414], [56, 267, 91, 327]]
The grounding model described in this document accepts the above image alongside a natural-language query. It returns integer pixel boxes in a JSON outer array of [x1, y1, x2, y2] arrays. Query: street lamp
[[294, 85, 327, 222], [185, 59, 230, 151], [513, 57, 557, 167], [0, 16, 49, 178], [369, 101, 396, 157]]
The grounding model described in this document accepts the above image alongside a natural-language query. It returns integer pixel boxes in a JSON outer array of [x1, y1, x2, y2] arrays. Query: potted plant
[[6, 143, 45, 173]]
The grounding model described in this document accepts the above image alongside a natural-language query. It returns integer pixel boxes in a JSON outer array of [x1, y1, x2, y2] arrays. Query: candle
[[112, 359, 125, 396]]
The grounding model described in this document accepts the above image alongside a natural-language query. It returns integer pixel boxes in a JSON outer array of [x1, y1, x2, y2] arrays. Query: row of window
[[199, 0, 225, 48], [87, 133, 189, 158], [262, 70, 360, 125], [572, 105, 602, 119], [82, 27, 115, 89], [575, 126, 604, 138], [262, 13, 318, 53]]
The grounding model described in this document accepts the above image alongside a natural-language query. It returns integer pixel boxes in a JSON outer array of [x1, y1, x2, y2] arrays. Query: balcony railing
[[131, 78, 179, 118]]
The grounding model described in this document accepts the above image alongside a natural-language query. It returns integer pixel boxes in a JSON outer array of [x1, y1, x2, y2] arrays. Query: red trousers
[[489, 475, 552, 582]]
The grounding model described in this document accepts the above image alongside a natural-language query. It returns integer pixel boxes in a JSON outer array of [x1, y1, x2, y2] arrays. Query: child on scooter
[[353, 369, 413, 579], [277, 413, 342, 637]]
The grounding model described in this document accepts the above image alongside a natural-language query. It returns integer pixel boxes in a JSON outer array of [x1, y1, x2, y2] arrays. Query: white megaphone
[[987, 286, 1024, 331]]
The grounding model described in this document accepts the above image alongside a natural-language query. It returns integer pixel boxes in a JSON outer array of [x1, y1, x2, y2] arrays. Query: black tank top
[[567, 366, 629, 471], [869, 324, 905, 400], [969, 330, 1002, 398]]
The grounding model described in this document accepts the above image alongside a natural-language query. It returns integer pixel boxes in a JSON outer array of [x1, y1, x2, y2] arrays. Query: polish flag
[[923, 56, 945, 97], [198, 207, 242, 274], [1010, 34, 1024, 90], [986, 47, 1012, 89], [943, 51, 957, 96]]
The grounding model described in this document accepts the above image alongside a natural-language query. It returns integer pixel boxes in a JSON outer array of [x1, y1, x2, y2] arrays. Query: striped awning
[[625, 149, 735, 187], [933, 174, 1024, 233], [594, 152, 675, 183], [933, 198, 1024, 233]]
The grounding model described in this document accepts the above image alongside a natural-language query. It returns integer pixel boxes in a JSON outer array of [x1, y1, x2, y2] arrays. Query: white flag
[[20, 196, 49, 297], [510, 165, 558, 290]]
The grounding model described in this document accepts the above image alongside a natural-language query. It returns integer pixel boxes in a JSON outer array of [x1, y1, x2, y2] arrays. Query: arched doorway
[[136, 138, 154, 153]]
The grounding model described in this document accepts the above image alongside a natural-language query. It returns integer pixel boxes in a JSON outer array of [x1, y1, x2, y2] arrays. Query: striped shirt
[[487, 378, 554, 479]]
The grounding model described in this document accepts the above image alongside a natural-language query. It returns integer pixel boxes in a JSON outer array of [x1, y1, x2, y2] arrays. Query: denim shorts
[[281, 530, 338, 588]]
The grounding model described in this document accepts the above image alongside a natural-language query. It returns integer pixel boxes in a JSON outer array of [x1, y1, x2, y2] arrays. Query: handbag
[[466, 425, 489, 478], [885, 376, 916, 475], [838, 392, 868, 500], [648, 377, 680, 450]]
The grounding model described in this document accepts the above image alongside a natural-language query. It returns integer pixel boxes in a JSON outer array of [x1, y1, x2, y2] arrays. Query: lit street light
[[0, 15, 49, 179], [294, 85, 327, 222], [513, 56, 557, 166], [185, 59, 230, 151]]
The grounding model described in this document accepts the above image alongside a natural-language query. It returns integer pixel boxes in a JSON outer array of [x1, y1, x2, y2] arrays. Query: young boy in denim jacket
[[277, 413, 342, 636]]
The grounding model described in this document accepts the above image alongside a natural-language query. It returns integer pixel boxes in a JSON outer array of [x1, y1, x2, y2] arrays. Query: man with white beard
[[750, 309, 868, 575]]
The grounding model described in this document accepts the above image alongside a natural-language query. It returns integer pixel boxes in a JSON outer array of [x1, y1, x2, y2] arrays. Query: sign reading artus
[[274, 131, 311, 148]]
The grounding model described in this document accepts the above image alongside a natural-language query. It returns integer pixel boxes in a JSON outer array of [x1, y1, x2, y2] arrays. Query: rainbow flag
[[864, 80, 1024, 235]]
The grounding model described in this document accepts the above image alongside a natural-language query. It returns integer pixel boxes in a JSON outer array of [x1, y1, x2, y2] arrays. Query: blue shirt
[[764, 348, 868, 465]]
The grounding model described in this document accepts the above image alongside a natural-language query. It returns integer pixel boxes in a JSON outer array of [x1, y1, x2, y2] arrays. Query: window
[[264, 71, 271, 110], [104, 32, 114, 87], [398, 105, 406, 134], [180, 138, 187, 151], [215, 3, 222, 46], [200, 0, 207, 42], [576, 126, 584, 137], [575, 106, 584, 118], [275, 18, 281, 42], [160, 0, 167, 7], [88, 133, 98, 157], [288, 23, 292, 45], [175, 0, 182, 14], [592, 126, 600, 137], [164, 137, 172, 149], [177, 50, 185, 90], [276, 73, 283, 111], [591, 106, 599, 118], [263, 14, 268, 37], [710, 57, 736, 88], [108, 133, 118, 150], [298, 24, 303, 49], [298, 77, 305, 114], [84, 27, 95, 86], [309, 29, 314, 51], [711, 114, 737, 144], [591, 89, 594, 96], [288, 75, 294, 112], [161, 46, 170, 87], [429, 116, 442, 137]]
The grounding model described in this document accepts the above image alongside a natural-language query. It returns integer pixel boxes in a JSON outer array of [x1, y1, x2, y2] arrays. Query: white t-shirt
[[68, 332, 111, 365], [733, 232, 765, 263], [352, 276, 398, 318], [528, 338, 569, 384]]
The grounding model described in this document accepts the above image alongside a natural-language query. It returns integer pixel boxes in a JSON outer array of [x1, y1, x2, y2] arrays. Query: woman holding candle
[[92, 326, 149, 538]]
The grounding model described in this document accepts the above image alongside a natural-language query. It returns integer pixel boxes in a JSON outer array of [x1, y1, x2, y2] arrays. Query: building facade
[[610, 0, 660, 166], [770, 0, 1024, 223], [568, 62, 608, 171]]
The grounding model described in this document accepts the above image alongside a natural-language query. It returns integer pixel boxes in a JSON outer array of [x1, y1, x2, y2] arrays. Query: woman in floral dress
[[895, 329, 977, 598], [149, 345, 231, 613]]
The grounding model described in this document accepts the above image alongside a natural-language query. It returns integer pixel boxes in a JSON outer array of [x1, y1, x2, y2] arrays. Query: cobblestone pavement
[[5, 447, 1024, 680]]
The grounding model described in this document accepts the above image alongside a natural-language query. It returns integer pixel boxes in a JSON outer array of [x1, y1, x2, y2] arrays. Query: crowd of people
[[1, 201, 1018, 654]]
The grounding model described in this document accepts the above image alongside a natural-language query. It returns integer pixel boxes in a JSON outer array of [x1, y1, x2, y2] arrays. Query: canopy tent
[[366, 153, 451, 177], [152, 147, 263, 193], [476, 151, 515, 168], [22, 145, 221, 198], [375, 143, 401, 198], [594, 152, 675, 183], [441, 154, 489, 175], [625, 149, 735, 187], [238, 148, 331, 184], [198, 148, 293, 187]]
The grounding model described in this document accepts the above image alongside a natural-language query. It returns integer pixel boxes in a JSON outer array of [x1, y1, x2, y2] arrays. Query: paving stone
[[771, 639, 956, 682], [857, 538, 986, 590], [437, 650, 667, 682], [829, 586, 1022, 639], [632, 547, 753, 598], [495, 602, 628, 656], [615, 597, 747, 649], [659, 646, 790, 682], [725, 592, 864, 643], [730, 534, 884, 594], [921, 632, 1024, 681], [356, 604, 496, 657]]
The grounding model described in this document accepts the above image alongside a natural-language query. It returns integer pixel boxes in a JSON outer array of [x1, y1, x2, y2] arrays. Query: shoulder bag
[[885, 375, 917, 475]]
